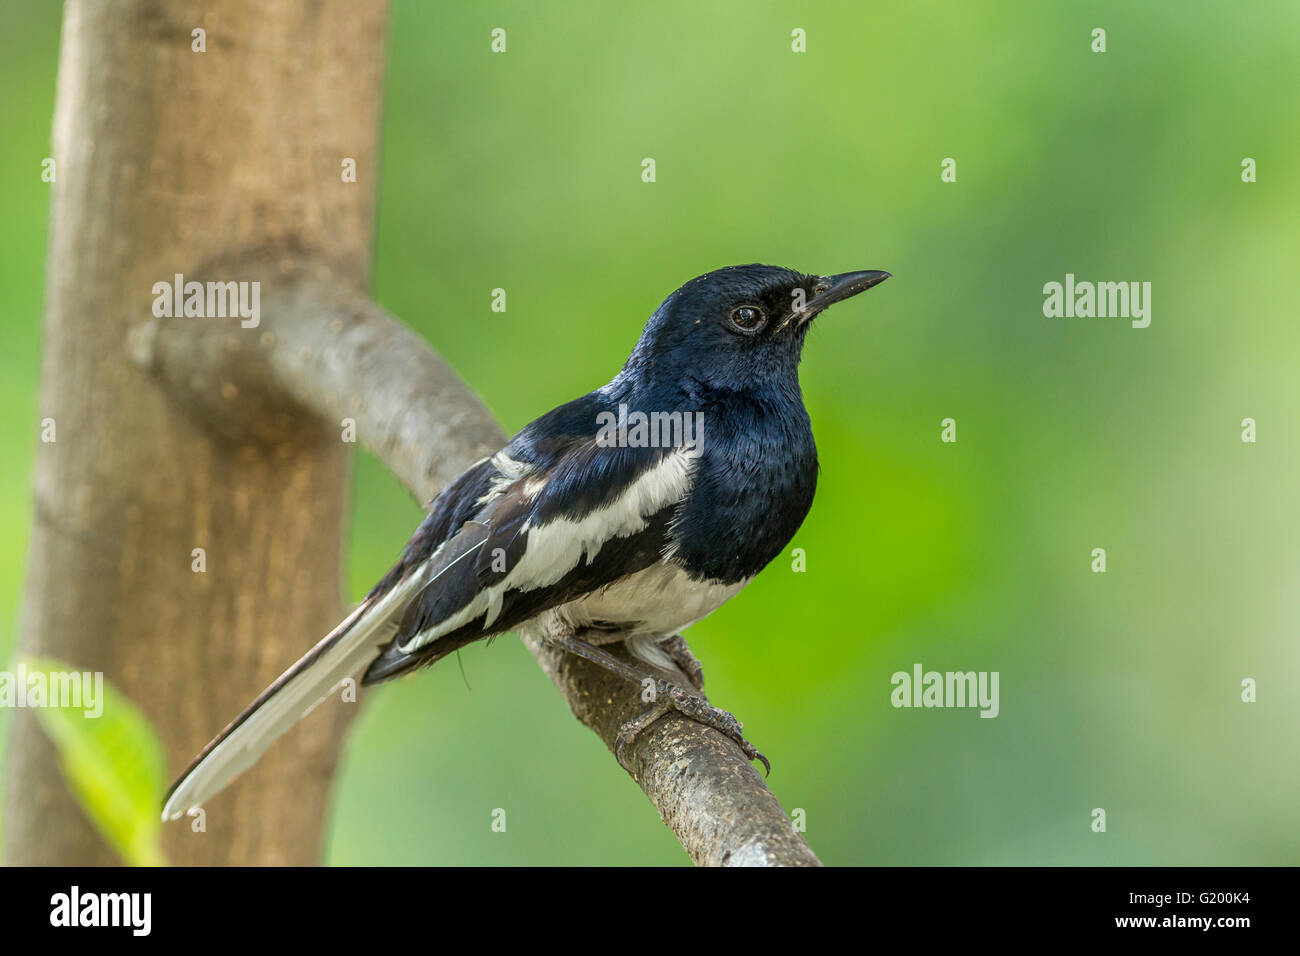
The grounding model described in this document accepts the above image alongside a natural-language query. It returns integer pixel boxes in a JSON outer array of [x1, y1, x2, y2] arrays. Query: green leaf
[[24, 657, 168, 866]]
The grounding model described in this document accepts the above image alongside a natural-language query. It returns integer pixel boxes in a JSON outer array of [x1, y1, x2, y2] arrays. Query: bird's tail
[[161, 573, 422, 822]]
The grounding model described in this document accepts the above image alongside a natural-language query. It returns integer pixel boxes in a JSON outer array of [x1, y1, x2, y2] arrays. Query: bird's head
[[621, 263, 891, 394]]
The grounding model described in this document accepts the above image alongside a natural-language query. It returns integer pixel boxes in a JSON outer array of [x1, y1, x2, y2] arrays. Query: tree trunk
[[5, 0, 391, 865]]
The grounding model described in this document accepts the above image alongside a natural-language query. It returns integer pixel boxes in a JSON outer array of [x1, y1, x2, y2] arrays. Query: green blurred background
[[3, 0, 1298, 865]]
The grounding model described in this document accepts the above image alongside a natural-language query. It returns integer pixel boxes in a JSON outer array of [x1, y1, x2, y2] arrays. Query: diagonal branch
[[144, 268, 821, 867]]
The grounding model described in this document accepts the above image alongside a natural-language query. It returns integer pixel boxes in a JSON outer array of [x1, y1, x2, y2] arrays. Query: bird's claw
[[660, 634, 705, 690], [615, 679, 770, 776]]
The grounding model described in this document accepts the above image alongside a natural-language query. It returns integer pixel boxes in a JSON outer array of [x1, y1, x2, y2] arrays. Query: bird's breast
[[668, 397, 818, 584]]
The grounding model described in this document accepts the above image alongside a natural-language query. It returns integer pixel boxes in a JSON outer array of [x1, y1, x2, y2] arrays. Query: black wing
[[362, 393, 690, 682]]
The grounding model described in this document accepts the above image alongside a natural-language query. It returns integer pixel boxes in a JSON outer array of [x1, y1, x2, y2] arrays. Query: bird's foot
[[660, 634, 704, 690], [548, 630, 769, 775], [615, 678, 769, 776]]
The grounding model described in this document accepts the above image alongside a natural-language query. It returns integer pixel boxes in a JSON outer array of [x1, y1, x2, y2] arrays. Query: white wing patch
[[398, 448, 696, 652]]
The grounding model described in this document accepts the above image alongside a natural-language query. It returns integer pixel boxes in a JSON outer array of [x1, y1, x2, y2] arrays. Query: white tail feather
[[161, 574, 422, 821]]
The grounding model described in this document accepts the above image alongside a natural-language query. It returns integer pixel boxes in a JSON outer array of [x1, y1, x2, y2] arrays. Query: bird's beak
[[779, 269, 891, 332], [808, 270, 892, 311]]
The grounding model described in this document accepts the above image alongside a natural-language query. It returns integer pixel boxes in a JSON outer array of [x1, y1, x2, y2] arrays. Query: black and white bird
[[162, 263, 890, 821]]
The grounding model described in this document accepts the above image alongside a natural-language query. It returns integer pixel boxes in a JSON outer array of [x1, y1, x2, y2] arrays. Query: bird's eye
[[728, 305, 766, 334]]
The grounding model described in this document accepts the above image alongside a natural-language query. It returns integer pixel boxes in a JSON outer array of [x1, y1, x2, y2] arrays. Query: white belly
[[520, 561, 750, 669]]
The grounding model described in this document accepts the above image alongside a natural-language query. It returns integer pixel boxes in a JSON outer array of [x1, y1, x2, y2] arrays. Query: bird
[[162, 263, 891, 821]]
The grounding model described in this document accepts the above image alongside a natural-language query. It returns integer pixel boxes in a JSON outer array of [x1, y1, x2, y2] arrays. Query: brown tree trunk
[[5, 0, 390, 865]]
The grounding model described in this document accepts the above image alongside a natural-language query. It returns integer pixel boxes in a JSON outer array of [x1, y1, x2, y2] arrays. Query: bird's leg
[[547, 631, 769, 776], [660, 634, 704, 691]]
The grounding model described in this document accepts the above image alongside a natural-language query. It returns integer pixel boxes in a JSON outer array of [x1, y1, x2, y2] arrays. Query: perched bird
[[162, 263, 891, 821]]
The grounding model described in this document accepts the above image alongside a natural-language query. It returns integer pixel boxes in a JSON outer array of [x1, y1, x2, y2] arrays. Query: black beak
[[808, 270, 892, 310], [778, 269, 891, 333]]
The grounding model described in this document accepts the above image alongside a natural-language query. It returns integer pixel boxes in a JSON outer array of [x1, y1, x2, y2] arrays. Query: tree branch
[[146, 270, 821, 867]]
